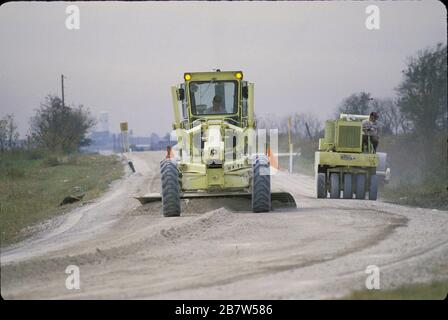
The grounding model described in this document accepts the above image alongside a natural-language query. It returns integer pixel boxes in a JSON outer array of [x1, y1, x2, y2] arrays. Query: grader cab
[[137, 70, 296, 216]]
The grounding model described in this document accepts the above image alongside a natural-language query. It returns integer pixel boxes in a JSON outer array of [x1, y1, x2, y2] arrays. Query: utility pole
[[61, 74, 65, 107], [305, 122, 312, 140], [288, 116, 293, 174]]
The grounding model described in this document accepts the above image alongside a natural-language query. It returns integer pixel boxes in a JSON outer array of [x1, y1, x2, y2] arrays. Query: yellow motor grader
[[137, 70, 296, 216]]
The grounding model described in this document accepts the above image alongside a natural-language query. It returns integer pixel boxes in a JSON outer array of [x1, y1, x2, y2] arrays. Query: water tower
[[98, 111, 109, 133]]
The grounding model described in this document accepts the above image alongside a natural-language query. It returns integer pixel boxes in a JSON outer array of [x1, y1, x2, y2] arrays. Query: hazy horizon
[[0, 1, 446, 138]]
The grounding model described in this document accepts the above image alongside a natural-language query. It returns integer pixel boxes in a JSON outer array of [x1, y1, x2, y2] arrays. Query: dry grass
[[0, 152, 124, 246], [343, 280, 448, 300], [380, 134, 447, 210]]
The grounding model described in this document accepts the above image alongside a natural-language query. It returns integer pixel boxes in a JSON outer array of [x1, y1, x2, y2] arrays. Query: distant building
[[84, 111, 112, 152], [90, 131, 111, 148], [83, 111, 167, 153], [152, 133, 171, 151]]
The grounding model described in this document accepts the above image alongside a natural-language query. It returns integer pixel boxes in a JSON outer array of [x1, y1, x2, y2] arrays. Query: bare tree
[[370, 98, 409, 135], [256, 112, 323, 140], [0, 117, 6, 152], [0, 114, 19, 152], [6, 114, 19, 149], [288, 112, 323, 140], [336, 92, 372, 116], [255, 113, 285, 134], [335, 93, 408, 136]]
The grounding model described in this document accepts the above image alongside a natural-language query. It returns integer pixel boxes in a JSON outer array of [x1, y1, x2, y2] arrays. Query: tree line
[[2, 42, 445, 159], [257, 42, 446, 144], [336, 43, 446, 138], [1, 95, 96, 155]]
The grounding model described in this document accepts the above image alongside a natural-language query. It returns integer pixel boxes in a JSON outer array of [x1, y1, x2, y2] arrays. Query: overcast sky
[[0, 1, 446, 137]]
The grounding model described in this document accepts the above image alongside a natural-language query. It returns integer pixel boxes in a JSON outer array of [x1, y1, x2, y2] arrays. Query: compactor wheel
[[343, 173, 353, 199], [330, 173, 340, 199], [369, 174, 378, 200], [317, 173, 327, 198], [355, 173, 366, 200]]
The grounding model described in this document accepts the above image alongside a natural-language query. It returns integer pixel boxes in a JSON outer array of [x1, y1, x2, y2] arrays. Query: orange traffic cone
[[267, 147, 279, 170], [166, 145, 174, 159]]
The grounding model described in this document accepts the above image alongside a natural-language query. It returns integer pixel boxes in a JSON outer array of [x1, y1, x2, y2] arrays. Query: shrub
[[43, 156, 60, 167]]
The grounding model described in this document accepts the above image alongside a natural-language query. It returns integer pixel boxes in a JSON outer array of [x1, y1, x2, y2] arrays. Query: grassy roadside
[[381, 181, 448, 211], [379, 134, 447, 211], [343, 280, 448, 300], [0, 152, 124, 246]]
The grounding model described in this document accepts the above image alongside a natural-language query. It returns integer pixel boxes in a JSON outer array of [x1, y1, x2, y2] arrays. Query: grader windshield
[[189, 81, 238, 115]]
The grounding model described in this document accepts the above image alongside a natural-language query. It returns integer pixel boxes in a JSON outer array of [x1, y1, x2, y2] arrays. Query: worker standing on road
[[362, 111, 379, 152]]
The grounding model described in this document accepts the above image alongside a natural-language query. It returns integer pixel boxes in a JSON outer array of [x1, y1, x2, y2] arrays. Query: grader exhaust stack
[[137, 70, 297, 216]]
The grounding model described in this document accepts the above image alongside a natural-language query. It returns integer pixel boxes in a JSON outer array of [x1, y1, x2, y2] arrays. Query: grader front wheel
[[252, 155, 271, 212], [160, 159, 181, 217]]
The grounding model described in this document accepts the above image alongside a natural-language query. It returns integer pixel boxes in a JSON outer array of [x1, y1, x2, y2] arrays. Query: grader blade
[[135, 193, 162, 204], [270, 192, 297, 208], [136, 191, 297, 209]]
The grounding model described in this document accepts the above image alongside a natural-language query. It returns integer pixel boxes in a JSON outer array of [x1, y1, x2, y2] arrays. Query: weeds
[[0, 151, 124, 246]]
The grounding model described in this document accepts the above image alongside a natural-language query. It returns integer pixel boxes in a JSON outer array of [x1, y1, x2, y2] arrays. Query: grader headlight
[[235, 72, 243, 79], [184, 73, 191, 81]]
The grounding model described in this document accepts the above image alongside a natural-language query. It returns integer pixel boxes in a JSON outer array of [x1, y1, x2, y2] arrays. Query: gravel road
[[1, 151, 447, 299]]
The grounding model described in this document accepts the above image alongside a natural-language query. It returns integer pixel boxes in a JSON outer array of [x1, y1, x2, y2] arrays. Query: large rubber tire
[[317, 173, 326, 198], [376, 152, 388, 172], [252, 155, 271, 212], [160, 159, 181, 217], [330, 173, 340, 199], [355, 173, 366, 200], [369, 174, 378, 200], [343, 173, 353, 199]]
